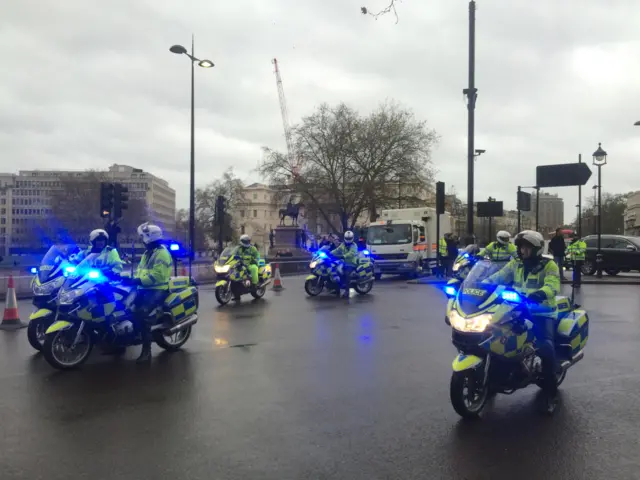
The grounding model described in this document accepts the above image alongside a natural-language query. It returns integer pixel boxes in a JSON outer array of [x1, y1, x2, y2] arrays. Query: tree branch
[[361, 0, 400, 24]]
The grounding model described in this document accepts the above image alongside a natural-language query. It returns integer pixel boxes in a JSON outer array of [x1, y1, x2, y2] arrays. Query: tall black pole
[[577, 154, 582, 237], [465, 1, 477, 236], [596, 165, 603, 278], [535, 186, 540, 231], [188, 35, 196, 278], [517, 186, 522, 233]]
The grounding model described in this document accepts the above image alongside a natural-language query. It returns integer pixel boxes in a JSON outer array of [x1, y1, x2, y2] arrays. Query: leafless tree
[[260, 101, 437, 231], [361, 0, 401, 23]]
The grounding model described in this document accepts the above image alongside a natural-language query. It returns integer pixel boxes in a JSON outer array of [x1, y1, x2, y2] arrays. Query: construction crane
[[272, 58, 299, 177]]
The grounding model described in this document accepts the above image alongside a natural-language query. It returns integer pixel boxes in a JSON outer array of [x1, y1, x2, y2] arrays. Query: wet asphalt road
[[1, 278, 639, 480]]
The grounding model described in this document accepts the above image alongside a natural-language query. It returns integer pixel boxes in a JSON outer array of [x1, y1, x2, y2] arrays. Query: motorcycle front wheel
[[215, 285, 232, 305], [450, 370, 489, 419], [27, 318, 50, 352], [43, 327, 93, 370], [304, 278, 324, 296]]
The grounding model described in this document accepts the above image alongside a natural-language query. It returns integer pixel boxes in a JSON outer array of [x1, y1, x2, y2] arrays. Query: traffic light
[[100, 183, 115, 218], [215, 195, 226, 225], [114, 183, 129, 219], [435, 181, 445, 214]]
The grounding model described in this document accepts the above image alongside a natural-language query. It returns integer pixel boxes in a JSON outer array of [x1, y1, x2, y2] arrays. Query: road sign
[[536, 163, 592, 188], [517, 191, 531, 212], [477, 201, 503, 218]]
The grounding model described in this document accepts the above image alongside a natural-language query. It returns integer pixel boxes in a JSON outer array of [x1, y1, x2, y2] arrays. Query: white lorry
[[366, 207, 452, 279]]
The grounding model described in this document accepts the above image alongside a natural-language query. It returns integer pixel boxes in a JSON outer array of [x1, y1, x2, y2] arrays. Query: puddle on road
[[228, 343, 258, 349]]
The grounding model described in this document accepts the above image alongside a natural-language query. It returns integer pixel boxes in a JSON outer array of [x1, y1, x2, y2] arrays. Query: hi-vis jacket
[[480, 242, 517, 261], [135, 245, 172, 290], [487, 257, 560, 317]]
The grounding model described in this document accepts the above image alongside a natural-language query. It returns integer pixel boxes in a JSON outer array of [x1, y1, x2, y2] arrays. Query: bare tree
[[260, 101, 437, 231], [361, 0, 401, 23], [195, 168, 246, 244]]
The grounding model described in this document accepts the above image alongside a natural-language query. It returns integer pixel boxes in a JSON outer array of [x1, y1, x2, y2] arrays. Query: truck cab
[[367, 208, 452, 279]]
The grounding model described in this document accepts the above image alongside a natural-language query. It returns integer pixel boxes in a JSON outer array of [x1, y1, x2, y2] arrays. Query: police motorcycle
[[214, 246, 272, 305], [304, 247, 375, 296], [42, 253, 199, 370], [444, 259, 589, 418], [27, 245, 80, 351], [451, 244, 481, 282]]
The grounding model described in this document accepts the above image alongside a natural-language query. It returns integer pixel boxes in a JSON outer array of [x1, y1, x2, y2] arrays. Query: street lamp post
[[592, 143, 607, 278], [464, 0, 478, 237], [169, 37, 214, 277], [592, 185, 598, 234]]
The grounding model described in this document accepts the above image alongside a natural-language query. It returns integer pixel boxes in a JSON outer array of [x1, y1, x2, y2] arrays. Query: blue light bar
[[463, 253, 470, 259], [64, 266, 76, 274], [30, 267, 37, 274], [362, 249, 370, 256], [88, 270, 101, 279], [501, 290, 522, 303], [169, 243, 180, 251], [444, 286, 457, 296], [318, 251, 327, 258]]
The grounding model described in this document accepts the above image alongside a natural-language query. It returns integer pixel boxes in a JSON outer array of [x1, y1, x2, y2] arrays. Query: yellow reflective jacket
[[238, 245, 260, 265], [480, 242, 517, 261], [76, 246, 123, 274], [439, 238, 448, 256], [566, 240, 586, 261], [334, 242, 359, 266], [135, 245, 172, 290], [487, 257, 560, 317]]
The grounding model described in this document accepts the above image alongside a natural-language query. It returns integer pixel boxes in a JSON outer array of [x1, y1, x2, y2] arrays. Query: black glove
[[527, 290, 547, 303]]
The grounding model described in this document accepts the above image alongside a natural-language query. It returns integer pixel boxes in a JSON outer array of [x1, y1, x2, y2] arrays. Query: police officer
[[480, 230, 517, 261], [487, 230, 561, 413], [333, 230, 359, 297], [74, 229, 123, 275], [566, 232, 586, 288], [238, 234, 260, 289], [131, 223, 173, 364]]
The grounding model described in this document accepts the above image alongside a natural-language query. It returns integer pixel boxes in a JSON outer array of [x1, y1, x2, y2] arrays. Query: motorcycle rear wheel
[[250, 286, 266, 299], [153, 326, 192, 351], [354, 280, 373, 295], [450, 370, 489, 419]]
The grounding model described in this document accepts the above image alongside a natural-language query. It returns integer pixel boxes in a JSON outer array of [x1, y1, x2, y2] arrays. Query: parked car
[[580, 234, 640, 276]]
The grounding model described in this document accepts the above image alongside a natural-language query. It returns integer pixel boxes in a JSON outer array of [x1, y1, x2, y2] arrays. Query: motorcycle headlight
[[452, 263, 460, 272], [215, 264, 230, 273], [449, 311, 492, 333], [33, 276, 64, 296], [58, 288, 82, 305], [309, 261, 317, 269]]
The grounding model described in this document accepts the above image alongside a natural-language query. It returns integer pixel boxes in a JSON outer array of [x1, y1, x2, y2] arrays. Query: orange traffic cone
[[0, 275, 26, 330], [271, 263, 284, 291]]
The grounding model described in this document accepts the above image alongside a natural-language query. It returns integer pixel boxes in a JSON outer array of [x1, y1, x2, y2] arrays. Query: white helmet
[[343, 230, 355, 244], [496, 230, 511, 245], [89, 229, 109, 245], [137, 222, 163, 245], [514, 230, 544, 256], [240, 234, 251, 247]]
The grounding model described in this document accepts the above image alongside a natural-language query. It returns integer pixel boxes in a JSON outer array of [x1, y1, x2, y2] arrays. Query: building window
[[240, 210, 245, 218], [253, 193, 257, 200], [253, 210, 257, 218]]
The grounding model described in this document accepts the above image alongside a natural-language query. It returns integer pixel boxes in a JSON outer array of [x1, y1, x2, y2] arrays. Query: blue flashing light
[[501, 290, 522, 303], [362, 249, 370, 256], [88, 270, 101, 279], [463, 253, 470, 259], [64, 266, 76, 274], [318, 251, 327, 259], [30, 267, 37, 274], [444, 286, 457, 296], [169, 243, 180, 252]]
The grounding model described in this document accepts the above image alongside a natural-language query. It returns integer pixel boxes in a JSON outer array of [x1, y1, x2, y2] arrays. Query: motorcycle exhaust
[[560, 350, 584, 372], [259, 279, 272, 287], [166, 314, 198, 334]]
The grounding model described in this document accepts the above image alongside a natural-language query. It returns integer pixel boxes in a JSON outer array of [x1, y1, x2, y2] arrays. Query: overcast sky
[[2, 0, 639, 222]]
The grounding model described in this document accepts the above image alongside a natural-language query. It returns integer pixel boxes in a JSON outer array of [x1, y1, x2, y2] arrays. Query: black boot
[[136, 325, 152, 364]]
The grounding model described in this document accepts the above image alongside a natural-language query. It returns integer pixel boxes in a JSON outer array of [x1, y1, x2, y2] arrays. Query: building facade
[[624, 191, 640, 236], [0, 164, 175, 256], [532, 191, 564, 233], [233, 183, 280, 251]]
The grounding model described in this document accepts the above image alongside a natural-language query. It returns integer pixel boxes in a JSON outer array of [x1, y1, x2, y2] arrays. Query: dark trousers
[[532, 315, 557, 394], [572, 260, 583, 286], [341, 265, 355, 292], [132, 289, 168, 347], [554, 256, 564, 280]]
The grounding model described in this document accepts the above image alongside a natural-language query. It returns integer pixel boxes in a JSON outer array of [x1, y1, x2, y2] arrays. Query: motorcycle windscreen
[[38, 245, 74, 283], [218, 246, 238, 264], [456, 260, 504, 316]]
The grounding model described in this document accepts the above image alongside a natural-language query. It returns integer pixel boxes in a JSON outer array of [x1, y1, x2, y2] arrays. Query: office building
[[0, 164, 176, 255], [532, 191, 564, 233]]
